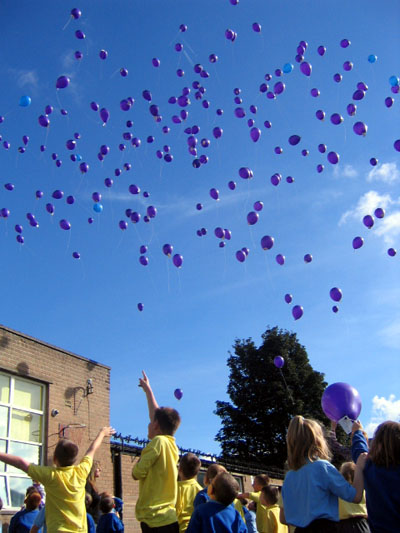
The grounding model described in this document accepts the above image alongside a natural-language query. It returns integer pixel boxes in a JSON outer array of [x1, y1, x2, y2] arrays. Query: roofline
[[0, 324, 111, 370]]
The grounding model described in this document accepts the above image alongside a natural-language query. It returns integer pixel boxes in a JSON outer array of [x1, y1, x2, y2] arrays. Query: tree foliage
[[215, 326, 328, 469]]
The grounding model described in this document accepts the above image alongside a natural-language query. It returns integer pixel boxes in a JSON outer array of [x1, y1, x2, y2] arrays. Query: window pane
[[0, 440, 5, 472], [0, 374, 10, 404], [13, 379, 42, 411], [0, 475, 8, 507], [10, 409, 42, 443], [0, 406, 8, 438], [7, 442, 41, 474], [9, 476, 33, 508]]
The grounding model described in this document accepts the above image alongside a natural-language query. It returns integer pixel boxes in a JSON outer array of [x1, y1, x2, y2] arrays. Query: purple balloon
[[261, 235, 274, 250], [250, 128, 261, 142], [332, 306, 339, 313], [330, 113, 343, 125], [210, 188, 219, 200], [310, 88, 320, 97], [59, 219, 71, 231], [340, 39, 351, 48], [292, 305, 303, 320], [374, 208, 385, 219], [139, 256, 149, 266], [120, 68, 128, 77], [234, 107, 246, 118], [100, 108, 110, 124], [46, 203, 55, 214], [75, 30, 85, 40], [90, 101, 99, 111], [147, 206, 157, 218], [347, 103, 357, 116], [274, 81, 285, 95], [213, 127, 223, 139], [79, 162, 89, 173], [239, 167, 252, 179], [236, 250, 246, 263], [289, 135, 301, 146], [66, 139, 76, 151], [172, 254, 183, 268], [317, 45, 326, 56], [174, 388, 183, 400], [315, 110, 325, 121], [394, 140, 400, 152], [321, 382, 361, 422], [276, 254, 285, 266], [329, 287, 343, 302], [71, 8, 81, 19], [370, 158, 378, 166], [343, 61, 353, 72], [363, 215, 374, 229], [353, 90, 365, 101], [252, 22, 261, 32], [353, 122, 368, 136], [274, 356, 284, 369], [254, 201, 263, 212], [52, 190, 63, 200], [388, 248, 397, 257], [129, 184, 140, 195], [271, 173, 281, 186], [99, 49, 108, 60], [300, 61, 312, 76], [38, 115, 50, 127], [75, 51, 83, 60], [304, 254, 313, 263], [385, 97, 394, 108], [352, 236, 364, 249], [56, 76, 70, 89], [228, 181, 236, 191], [327, 151, 339, 164], [333, 73, 342, 83], [215, 227, 224, 239], [5, 183, 14, 191], [284, 293, 293, 304], [247, 211, 259, 225]]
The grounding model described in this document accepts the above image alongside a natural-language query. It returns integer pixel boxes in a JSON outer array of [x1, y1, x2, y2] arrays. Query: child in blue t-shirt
[[281, 416, 367, 532], [187, 472, 246, 533], [96, 495, 124, 533]]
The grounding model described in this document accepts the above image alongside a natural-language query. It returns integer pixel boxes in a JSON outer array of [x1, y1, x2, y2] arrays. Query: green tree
[[215, 326, 328, 469]]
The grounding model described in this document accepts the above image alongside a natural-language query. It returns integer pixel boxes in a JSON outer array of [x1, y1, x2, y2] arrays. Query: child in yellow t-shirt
[[0, 426, 115, 532], [132, 371, 181, 532], [338, 462, 369, 532], [260, 486, 288, 533], [239, 473, 270, 532], [176, 453, 202, 532]]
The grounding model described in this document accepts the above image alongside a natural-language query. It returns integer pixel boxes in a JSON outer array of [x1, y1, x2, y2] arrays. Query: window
[[0, 373, 45, 508]]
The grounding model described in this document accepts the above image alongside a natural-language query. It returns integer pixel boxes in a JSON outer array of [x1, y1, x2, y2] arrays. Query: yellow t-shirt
[[176, 478, 202, 532], [133, 434, 179, 527], [234, 498, 246, 522], [28, 455, 92, 533], [339, 492, 367, 520], [263, 504, 288, 533], [249, 491, 267, 532]]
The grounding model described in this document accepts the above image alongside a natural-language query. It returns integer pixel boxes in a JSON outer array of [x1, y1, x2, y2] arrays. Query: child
[[96, 495, 124, 533], [86, 493, 96, 533], [259, 486, 288, 533], [239, 473, 270, 532], [338, 462, 369, 532], [0, 426, 115, 533], [132, 371, 181, 532], [281, 416, 366, 532], [186, 472, 247, 533], [352, 420, 400, 532], [8, 491, 41, 533], [193, 464, 227, 507], [176, 453, 202, 532]]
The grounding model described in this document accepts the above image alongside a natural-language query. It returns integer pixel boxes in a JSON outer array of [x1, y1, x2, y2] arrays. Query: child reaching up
[[259, 486, 288, 533], [0, 426, 115, 533], [176, 453, 202, 532], [186, 473, 247, 533], [239, 473, 270, 532], [352, 420, 400, 532], [281, 416, 366, 533], [132, 371, 181, 533]]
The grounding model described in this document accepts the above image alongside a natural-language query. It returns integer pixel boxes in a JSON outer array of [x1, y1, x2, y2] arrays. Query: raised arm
[[0, 452, 30, 473], [85, 427, 115, 460], [139, 371, 159, 422], [352, 452, 367, 503]]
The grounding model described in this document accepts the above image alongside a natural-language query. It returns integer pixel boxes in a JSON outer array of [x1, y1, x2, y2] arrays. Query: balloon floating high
[[274, 356, 285, 369], [174, 388, 183, 400], [329, 287, 343, 302], [321, 382, 362, 422], [292, 305, 303, 320]]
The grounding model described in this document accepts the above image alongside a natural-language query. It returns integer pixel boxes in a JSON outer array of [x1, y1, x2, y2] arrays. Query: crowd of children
[[1, 371, 399, 533]]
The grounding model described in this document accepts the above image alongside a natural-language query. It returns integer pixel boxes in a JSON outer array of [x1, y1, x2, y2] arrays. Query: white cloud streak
[[367, 162, 400, 184], [365, 394, 400, 437]]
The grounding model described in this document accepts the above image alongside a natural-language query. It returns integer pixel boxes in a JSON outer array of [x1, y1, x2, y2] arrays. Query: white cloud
[[367, 162, 400, 184], [339, 190, 394, 226], [374, 212, 400, 245], [334, 164, 358, 179], [365, 394, 400, 437], [10, 69, 39, 89]]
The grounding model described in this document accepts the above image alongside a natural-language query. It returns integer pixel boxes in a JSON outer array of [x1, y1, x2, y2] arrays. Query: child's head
[[204, 463, 227, 485], [179, 453, 201, 480], [252, 473, 270, 491], [368, 421, 400, 468], [208, 472, 239, 506], [287, 415, 331, 470], [53, 438, 79, 467], [148, 407, 181, 438], [260, 485, 279, 507], [88, 461, 101, 483], [99, 494, 114, 514], [85, 493, 93, 510], [340, 462, 355, 484], [25, 491, 41, 511]]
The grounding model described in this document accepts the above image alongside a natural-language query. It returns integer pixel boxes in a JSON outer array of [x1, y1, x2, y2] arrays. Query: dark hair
[[54, 439, 79, 466], [99, 495, 114, 514], [205, 463, 226, 484], [212, 473, 239, 506], [254, 474, 270, 487], [369, 421, 400, 468], [85, 492, 93, 509], [25, 491, 41, 511], [179, 453, 201, 479], [261, 485, 279, 505], [154, 407, 181, 435]]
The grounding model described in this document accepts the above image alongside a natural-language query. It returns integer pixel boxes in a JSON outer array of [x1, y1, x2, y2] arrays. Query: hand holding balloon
[[352, 420, 363, 434]]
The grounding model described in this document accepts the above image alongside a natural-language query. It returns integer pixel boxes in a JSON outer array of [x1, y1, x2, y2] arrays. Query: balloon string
[[279, 368, 294, 402], [62, 16, 72, 31]]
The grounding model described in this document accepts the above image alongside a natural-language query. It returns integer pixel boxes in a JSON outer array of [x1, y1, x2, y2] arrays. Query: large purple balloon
[[352, 236, 364, 249], [327, 151, 339, 164], [38, 115, 50, 128], [363, 215, 374, 229], [292, 305, 303, 320], [250, 128, 261, 142], [353, 122, 368, 136], [261, 235, 274, 250], [329, 287, 343, 302], [59, 219, 71, 230], [173, 254, 183, 268], [247, 211, 259, 225], [274, 356, 285, 369], [56, 76, 70, 89], [288, 135, 301, 146], [100, 108, 110, 124], [321, 382, 362, 422], [300, 61, 312, 76]]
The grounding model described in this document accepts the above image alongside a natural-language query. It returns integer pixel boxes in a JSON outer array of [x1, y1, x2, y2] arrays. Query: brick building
[[0, 325, 282, 532]]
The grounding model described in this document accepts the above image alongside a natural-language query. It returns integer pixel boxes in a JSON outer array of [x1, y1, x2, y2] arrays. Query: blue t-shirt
[[282, 459, 356, 527], [352, 430, 400, 533], [87, 512, 96, 533], [96, 512, 124, 533], [187, 500, 247, 533], [242, 507, 257, 533], [193, 487, 210, 508], [9, 508, 40, 533]]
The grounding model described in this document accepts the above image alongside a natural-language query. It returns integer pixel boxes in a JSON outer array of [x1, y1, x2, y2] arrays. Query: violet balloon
[[59, 219, 71, 230], [300, 61, 312, 76], [261, 235, 274, 250], [56, 76, 70, 89], [276, 254, 285, 266], [173, 254, 183, 268], [247, 211, 259, 225], [274, 356, 285, 369], [288, 135, 301, 146], [321, 382, 362, 422], [250, 128, 261, 142], [363, 215, 374, 229], [174, 388, 183, 400], [284, 293, 292, 304], [352, 236, 364, 249], [292, 305, 303, 320], [329, 287, 343, 302], [374, 208, 385, 219], [100, 108, 110, 124]]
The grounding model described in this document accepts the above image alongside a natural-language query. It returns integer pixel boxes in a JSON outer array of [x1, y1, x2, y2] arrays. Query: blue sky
[[0, 0, 399, 454]]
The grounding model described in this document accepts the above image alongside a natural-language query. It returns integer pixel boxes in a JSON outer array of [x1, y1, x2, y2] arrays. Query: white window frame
[[0, 371, 45, 509]]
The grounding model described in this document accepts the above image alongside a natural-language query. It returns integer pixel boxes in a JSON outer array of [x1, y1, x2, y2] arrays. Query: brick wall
[[0, 325, 113, 530]]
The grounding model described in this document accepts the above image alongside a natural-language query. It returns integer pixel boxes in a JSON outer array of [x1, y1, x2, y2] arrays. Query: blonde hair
[[287, 415, 332, 470], [340, 462, 355, 484]]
